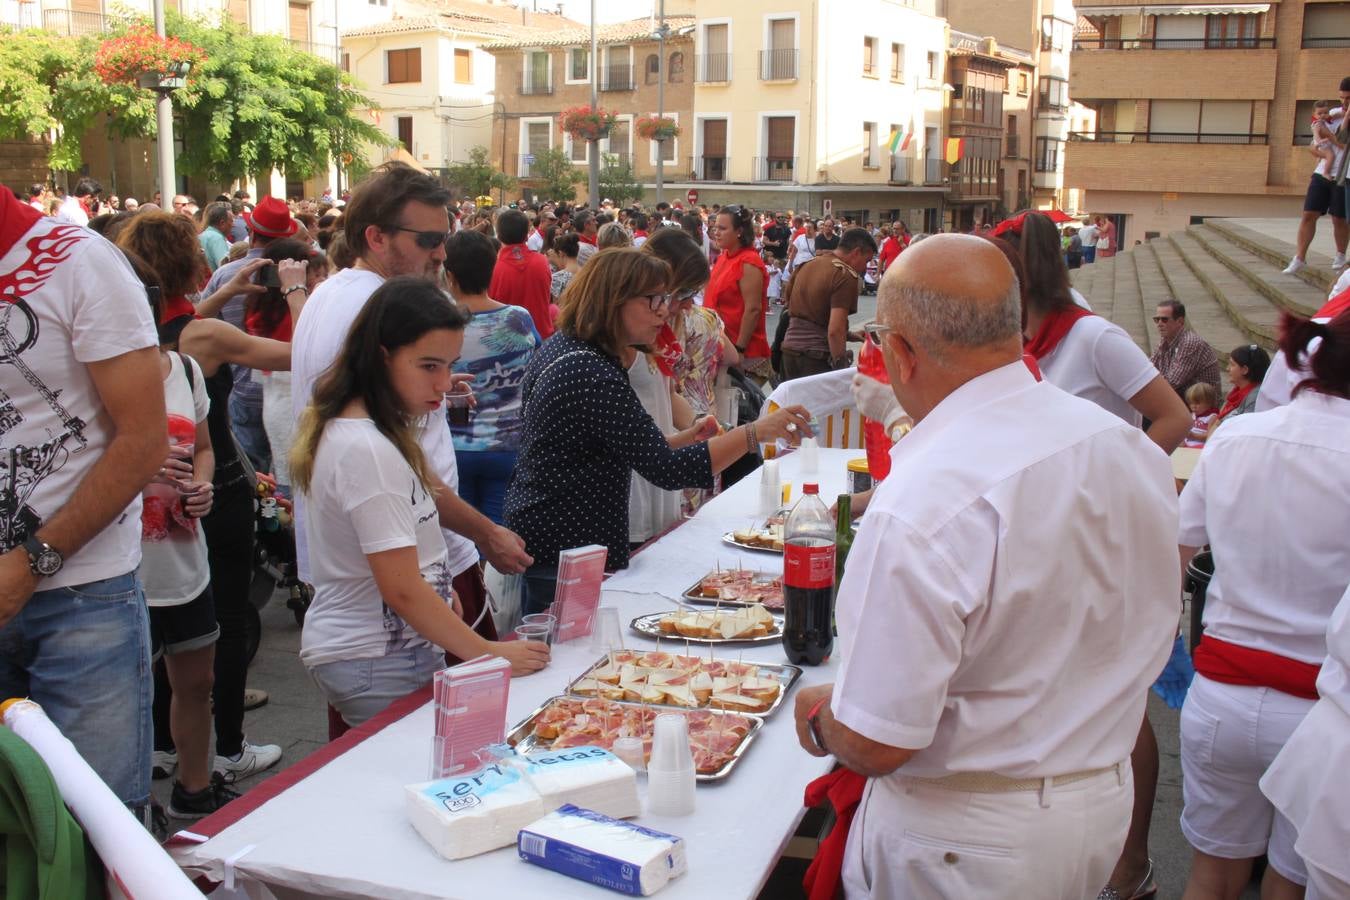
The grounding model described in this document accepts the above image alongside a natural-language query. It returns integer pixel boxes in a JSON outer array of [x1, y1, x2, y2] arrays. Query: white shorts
[[1307, 866, 1350, 900], [842, 763, 1132, 899], [1179, 673, 1314, 884]]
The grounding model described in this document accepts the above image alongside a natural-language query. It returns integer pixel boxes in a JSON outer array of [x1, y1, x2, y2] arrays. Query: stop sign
[[687, 189, 699, 205]]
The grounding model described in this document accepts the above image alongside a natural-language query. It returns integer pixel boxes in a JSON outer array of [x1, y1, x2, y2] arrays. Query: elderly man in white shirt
[[793, 234, 1181, 899]]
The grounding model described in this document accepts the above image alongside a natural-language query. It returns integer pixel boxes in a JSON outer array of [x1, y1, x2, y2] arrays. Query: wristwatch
[[23, 535, 63, 578], [806, 697, 830, 754]]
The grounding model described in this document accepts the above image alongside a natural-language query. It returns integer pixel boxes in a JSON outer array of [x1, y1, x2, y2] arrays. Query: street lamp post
[[655, 0, 665, 205], [153, 0, 176, 205], [588, 0, 599, 206]]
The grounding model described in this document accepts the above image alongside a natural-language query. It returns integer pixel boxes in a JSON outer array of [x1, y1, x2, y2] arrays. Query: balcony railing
[[600, 64, 634, 91], [289, 39, 340, 61], [518, 153, 545, 178], [759, 48, 798, 81], [696, 53, 732, 82], [889, 157, 913, 184], [924, 158, 948, 184], [41, 8, 123, 36], [890, 67, 904, 82], [690, 156, 730, 181], [1302, 36, 1350, 48], [1073, 36, 1275, 50], [1068, 131, 1269, 145], [754, 156, 797, 182], [520, 79, 554, 96], [1004, 134, 1019, 158], [862, 60, 877, 77], [600, 151, 632, 169]]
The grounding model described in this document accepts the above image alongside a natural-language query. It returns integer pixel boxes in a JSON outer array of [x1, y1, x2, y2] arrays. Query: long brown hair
[[289, 276, 469, 492], [556, 248, 671, 354], [116, 211, 203, 298], [1002, 211, 1074, 316]]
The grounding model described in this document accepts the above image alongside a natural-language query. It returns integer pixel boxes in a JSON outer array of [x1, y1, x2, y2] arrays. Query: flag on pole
[[887, 128, 903, 153], [900, 130, 912, 151], [944, 137, 965, 164]]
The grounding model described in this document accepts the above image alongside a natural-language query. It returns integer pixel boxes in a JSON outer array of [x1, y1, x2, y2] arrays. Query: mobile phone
[[261, 265, 281, 289]]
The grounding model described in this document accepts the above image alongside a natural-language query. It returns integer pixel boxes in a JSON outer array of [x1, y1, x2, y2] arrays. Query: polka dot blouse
[[504, 332, 714, 570]]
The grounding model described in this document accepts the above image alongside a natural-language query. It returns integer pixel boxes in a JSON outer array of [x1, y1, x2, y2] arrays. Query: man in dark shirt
[[815, 218, 840, 252], [779, 227, 878, 380], [763, 213, 792, 262]]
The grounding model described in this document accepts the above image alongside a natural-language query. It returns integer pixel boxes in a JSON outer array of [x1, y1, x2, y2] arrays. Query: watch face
[[34, 549, 62, 576]]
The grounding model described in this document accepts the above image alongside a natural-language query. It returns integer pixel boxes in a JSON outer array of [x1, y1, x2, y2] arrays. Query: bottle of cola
[[782, 483, 835, 666]]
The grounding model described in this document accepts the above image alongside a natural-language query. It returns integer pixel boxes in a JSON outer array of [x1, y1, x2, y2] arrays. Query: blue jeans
[[455, 449, 516, 526], [522, 563, 559, 616], [307, 643, 445, 728], [1083, 246, 1097, 264], [0, 572, 152, 808], [228, 390, 271, 475]]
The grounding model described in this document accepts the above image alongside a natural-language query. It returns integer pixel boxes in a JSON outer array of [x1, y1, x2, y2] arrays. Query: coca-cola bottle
[[782, 483, 835, 666], [858, 333, 893, 482]]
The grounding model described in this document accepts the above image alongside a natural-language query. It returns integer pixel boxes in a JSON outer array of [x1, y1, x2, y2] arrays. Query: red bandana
[[161, 294, 198, 325], [1218, 382, 1255, 419], [1024, 306, 1094, 360], [651, 323, 683, 377], [0, 188, 44, 260], [1316, 285, 1350, 321]]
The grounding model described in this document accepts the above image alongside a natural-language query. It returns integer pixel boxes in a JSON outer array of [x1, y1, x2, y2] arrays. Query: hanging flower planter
[[559, 105, 618, 143], [94, 27, 205, 89], [636, 116, 681, 142]]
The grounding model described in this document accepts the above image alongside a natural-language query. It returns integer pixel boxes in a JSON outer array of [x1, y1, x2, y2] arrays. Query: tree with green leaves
[[529, 147, 584, 203], [599, 153, 643, 207], [444, 146, 516, 199]]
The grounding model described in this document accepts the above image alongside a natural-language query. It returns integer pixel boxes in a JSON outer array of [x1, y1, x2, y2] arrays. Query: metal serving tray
[[720, 532, 783, 554], [680, 571, 784, 610], [629, 611, 783, 645], [506, 694, 766, 782], [564, 653, 803, 719]]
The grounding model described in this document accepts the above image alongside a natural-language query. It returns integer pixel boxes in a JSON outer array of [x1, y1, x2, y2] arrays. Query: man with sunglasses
[[778, 227, 876, 380], [1149, 299, 1220, 398], [490, 209, 554, 340]]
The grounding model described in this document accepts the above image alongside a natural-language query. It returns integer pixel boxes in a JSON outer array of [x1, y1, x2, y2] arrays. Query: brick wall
[[1070, 49, 1277, 100], [1065, 141, 1279, 194], [0, 138, 50, 193]]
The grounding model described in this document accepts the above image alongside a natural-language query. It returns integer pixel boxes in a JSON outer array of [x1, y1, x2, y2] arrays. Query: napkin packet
[[518, 804, 687, 896], [406, 746, 639, 860]]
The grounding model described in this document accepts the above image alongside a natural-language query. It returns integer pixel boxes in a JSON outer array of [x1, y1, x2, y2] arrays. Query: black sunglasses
[[390, 226, 448, 250]]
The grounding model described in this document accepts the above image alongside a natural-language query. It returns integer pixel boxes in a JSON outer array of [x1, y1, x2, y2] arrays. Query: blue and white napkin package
[[518, 804, 688, 896]]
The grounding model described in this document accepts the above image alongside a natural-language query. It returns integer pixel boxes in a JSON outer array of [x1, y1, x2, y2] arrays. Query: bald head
[[879, 234, 1021, 365]]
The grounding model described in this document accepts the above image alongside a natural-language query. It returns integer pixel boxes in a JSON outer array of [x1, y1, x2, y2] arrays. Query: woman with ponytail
[[1175, 308, 1350, 899]]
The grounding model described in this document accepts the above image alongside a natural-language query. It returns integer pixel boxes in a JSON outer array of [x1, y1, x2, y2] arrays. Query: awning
[[1079, 3, 1268, 14]]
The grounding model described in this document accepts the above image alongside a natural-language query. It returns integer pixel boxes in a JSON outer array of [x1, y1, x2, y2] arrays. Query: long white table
[[170, 449, 861, 900]]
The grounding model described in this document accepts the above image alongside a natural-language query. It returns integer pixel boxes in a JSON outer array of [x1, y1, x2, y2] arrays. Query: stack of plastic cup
[[514, 623, 553, 646], [759, 458, 781, 516], [611, 736, 645, 772], [589, 607, 624, 654], [646, 714, 696, 816], [520, 613, 557, 642]]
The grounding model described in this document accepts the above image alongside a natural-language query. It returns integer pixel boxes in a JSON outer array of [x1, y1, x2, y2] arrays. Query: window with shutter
[[454, 49, 472, 83], [387, 49, 422, 84]]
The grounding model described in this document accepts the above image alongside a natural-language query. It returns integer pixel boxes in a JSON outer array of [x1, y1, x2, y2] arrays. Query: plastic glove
[[851, 373, 908, 433], [1151, 634, 1196, 710]]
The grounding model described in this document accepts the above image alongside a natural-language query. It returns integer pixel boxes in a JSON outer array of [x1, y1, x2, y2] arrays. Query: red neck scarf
[[802, 768, 866, 900], [1024, 306, 1094, 360], [161, 295, 198, 325], [650, 323, 683, 377], [1316, 285, 1350, 321], [1194, 634, 1320, 700], [0, 187, 44, 261], [1219, 382, 1254, 419]]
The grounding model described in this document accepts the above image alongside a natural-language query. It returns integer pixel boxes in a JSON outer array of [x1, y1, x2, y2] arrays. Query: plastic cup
[[514, 623, 553, 646], [611, 737, 645, 772], [446, 391, 472, 427], [647, 715, 696, 816], [589, 606, 624, 654], [520, 613, 556, 641]]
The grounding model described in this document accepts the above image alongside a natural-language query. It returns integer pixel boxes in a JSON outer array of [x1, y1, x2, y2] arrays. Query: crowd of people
[[3, 154, 1349, 899]]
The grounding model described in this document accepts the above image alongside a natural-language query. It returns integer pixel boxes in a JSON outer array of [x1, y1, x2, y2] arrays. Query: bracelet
[[744, 423, 758, 453], [284, 285, 308, 297]]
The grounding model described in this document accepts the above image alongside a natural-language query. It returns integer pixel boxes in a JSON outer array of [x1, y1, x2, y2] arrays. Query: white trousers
[[1307, 866, 1350, 900], [842, 763, 1132, 900]]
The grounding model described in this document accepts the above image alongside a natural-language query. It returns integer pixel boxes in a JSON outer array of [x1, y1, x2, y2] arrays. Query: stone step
[[1113, 252, 1149, 351], [1189, 225, 1325, 318], [1147, 239, 1251, 363], [1130, 243, 1174, 356], [1168, 232, 1280, 348], [1203, 219, 1338, 295], [1073, 257, 1117, 320]]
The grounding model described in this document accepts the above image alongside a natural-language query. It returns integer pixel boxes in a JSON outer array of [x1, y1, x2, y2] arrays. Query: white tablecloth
[[170, 450, 860, 900]]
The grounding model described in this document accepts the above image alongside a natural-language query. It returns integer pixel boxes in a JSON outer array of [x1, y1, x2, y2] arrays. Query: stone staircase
[[1070, 218, 1343, 362]]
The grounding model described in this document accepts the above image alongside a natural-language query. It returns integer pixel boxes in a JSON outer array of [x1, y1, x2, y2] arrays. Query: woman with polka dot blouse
[[504, 248, 811, 613]]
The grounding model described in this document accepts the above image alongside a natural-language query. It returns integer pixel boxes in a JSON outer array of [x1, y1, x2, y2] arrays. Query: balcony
[[888, 157, 913, 185], [689, 156, 730, 182], [1064, 138, 1270, 194], [924, 158, 948, 185], [1069, 131, 1268, 145], [862, 61, 878, 78], [753, 156, 797, 182], [1302, 36, 1350, 48], [517, 154, 544, 178], [889, 67, 904, 83], [600, 150, 632, 169], [1004, 134, 1019, 158], [1072, 36, 1275, 50], [520, 79, 554, 96], [696, 53, 732, 83], [1070, 47, 1275, 100], [759, 49, 798, 81], [40, 8, 123, 36], [289, 39, 340, 62], [600, 65, 634, 92]]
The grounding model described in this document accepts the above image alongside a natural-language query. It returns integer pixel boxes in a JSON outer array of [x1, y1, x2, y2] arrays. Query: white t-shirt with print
[[1038, 316, 1158, 428], [299, 418, 453, 667], [290, 267, 477, 582], [0, 217, 158, 590], [141, 353, 210, 607], [790, 234, 817, 273]]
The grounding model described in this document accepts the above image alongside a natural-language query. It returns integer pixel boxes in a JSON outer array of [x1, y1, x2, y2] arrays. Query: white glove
[[851, 373, 910, 435]]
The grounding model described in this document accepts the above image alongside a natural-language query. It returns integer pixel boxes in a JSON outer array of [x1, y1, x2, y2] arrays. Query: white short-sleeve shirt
[[1038, 315, 1158, 428], [290, 267, 478, 582], [298, 418, 453, 667], [1178, 391, 1350, 663], [832, 361, 1180, 778]]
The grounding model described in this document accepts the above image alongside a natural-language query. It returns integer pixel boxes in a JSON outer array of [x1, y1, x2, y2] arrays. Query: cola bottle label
[[784, 541, 835, 589]]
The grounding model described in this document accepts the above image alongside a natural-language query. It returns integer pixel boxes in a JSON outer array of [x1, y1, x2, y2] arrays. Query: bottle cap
[[803, 483, 819, 495]]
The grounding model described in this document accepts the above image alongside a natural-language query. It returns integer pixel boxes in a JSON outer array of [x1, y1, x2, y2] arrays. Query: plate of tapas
[[682, 568, 784, 610], [630, 605, 781, 644], [564, 649, 801, 718]]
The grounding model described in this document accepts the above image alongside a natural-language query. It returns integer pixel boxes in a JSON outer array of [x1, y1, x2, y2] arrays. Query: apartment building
[[484, 16, 695, 203], [1066, 0, 1348, 242], [944, 0, 1077, 221]]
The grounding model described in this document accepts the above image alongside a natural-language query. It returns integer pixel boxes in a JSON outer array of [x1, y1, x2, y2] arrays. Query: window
[[1038, 76, 1068, 110], [1148, 99, 1255, 142], [606, 117, 632, 166], [1302, 3, 1350, 47], [1293, 100, 1318, 145], [863, 37, 878, 76], [1017, 71, 1029, 95], [669, 51, 684, 82], [1035, 137, 1062, 172], [890, 42, 904, 81], [340, 52, 350, 73], [602, 45, 633, 91], [763, 115, 795, 180], [454, 48, 472, 84], [368, 0, 386, 5], [386, 48, 421, 84], [524, 51, 551, 93], [646, 53, 660, 85], [520, 119, 552, 176], [863, 122, 876, 168], [1040, 16, 1072, 52], [568, 132, 588, 163], [396, 116, 413, 153], [1006, 114, 1018, 157], [926, 51, 939, 79], [702, 23, 730, 82], [1205, 14, 1260, 48], [762, 17, 797, 80], [568, 47, 590, 82]]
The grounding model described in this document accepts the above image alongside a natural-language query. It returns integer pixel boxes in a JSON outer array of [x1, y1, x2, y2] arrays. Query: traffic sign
[[822, 199, 833, 216], [687, 189, 699, 205]]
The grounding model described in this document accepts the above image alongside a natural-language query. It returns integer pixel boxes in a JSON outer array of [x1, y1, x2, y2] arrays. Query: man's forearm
[[433, 481, 492, 545], [818, 703, 915, 777]]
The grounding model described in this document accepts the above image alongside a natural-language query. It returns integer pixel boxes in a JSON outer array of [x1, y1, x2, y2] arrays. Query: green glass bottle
[[833, 494, 853, 636]]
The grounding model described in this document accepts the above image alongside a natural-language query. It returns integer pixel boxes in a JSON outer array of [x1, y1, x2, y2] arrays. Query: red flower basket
[[94, 28, 206, 88], [559, 105, 617, 142], [636, 116, 681, 142]]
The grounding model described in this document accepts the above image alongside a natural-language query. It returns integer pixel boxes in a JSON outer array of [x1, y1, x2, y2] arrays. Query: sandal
[[1097, 859, 1158, 900]]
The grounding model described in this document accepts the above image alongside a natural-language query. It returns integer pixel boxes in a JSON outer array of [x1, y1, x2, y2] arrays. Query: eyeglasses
[[645, 293, 674, 312], [390, 226, 449, 250], [1152, 316, 1173, 323], [863, 323, 893, 342]]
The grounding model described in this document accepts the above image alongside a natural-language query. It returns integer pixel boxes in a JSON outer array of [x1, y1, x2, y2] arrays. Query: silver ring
[[786, 423, 798, 433]]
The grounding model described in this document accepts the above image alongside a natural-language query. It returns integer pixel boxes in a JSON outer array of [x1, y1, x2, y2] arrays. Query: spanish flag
[[944, 137, 965, 164]]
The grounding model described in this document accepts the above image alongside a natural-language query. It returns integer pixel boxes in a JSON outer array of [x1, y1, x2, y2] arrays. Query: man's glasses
[[1152, 316, 1173, 323], [863, 323, 893, 343], [391, 226, 448, 250]]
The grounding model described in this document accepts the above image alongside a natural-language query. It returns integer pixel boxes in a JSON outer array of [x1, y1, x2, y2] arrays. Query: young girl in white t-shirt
[[765, 253, 784, 305], [289, 277, 549, 727]]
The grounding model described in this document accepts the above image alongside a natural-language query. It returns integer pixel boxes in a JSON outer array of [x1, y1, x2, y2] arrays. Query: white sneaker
[[1333, 252, 1347, 270], [151, 749, 178, 780], [1282, 258, 1306, 275], [213, 739, 283, 780]]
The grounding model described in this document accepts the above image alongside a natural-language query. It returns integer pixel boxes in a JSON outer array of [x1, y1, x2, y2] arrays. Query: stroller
[[245, 474, 312, 663], [861, 254, 880, 295]]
